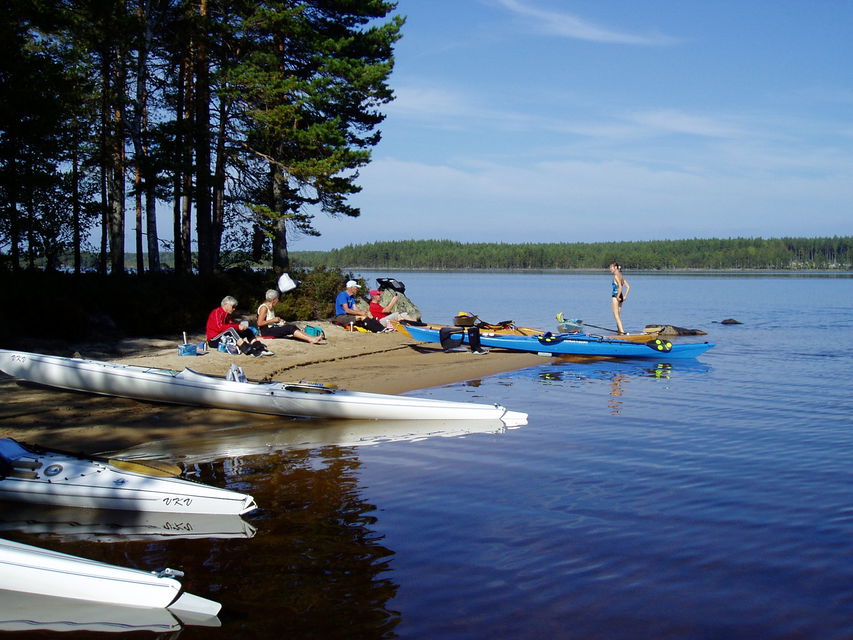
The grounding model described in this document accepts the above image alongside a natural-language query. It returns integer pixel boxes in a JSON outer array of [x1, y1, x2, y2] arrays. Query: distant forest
[[291, 237, 852, 271]]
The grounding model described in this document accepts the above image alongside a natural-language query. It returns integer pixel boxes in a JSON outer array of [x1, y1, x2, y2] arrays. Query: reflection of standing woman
[[610, 263, 630, 334]]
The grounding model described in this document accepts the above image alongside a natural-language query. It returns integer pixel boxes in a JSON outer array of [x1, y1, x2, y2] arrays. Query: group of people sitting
[[333, 280, 410, 332], [206, 290, 324, 357], [205, 279, 410, 357]]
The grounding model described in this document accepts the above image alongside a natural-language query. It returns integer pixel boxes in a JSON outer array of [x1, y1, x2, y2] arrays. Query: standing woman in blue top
[[609, 263, 630, 335]]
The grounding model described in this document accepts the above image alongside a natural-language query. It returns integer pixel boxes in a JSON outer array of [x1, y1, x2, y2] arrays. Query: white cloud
[[388, 87, 473, 122], [491, 0, 680, 46], [387, 86, 539, 132], [625, 109, 746, 139], [297, 151, 852, 250], [389, 86, 758, 144]]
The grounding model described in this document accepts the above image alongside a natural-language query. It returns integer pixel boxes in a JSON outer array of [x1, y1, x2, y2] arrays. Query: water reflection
[[0, 505, 256, 542], [0, 589, 210, 634], [532, 358, 711, 414], [190, 447, 402, 639], [534, 360, 706, 384], [3, 418, 512, 639], [3, 445, 402, 639], [110, 417, 511, 464], [607, 373, 628, 415]]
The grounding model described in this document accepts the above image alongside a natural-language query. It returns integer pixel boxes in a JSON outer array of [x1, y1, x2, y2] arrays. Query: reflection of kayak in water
[[0, 537, 220, 617], [0, 589, 221, 633], [402, 325, 715, 359], [0, 349, 525, 426], [109, 416, 517, 464], [0, 503, 256, 542], [528, 358, 712, 384]]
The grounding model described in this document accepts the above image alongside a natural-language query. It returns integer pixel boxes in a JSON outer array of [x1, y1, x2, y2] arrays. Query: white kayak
[[0, 537, 220, 617], [0, 438, 258, 515], [0, 349, 527, 426]]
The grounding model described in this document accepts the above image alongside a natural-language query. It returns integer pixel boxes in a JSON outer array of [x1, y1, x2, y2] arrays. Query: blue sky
[[295, 0, 852, 251]]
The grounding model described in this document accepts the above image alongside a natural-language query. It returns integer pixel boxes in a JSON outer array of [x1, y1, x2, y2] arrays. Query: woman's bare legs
[[611, 296, 625, 334], [293, 329, 324, 344]]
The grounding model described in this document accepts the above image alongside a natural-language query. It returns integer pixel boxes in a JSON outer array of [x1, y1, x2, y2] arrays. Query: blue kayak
[[403, 325, 715, 360]]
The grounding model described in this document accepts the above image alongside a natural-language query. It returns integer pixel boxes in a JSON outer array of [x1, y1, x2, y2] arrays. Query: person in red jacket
[[206, 296, 272, 356], [368, 289, 410, 331]]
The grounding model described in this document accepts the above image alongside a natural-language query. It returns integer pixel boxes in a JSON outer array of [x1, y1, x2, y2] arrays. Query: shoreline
[[0, 322, 544, 453]]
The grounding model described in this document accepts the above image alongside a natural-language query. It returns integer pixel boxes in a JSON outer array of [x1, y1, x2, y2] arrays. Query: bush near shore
[[0, 266, 356, 344]]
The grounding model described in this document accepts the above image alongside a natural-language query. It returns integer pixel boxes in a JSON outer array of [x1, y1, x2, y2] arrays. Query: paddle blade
[[647, 338, 673, 353]]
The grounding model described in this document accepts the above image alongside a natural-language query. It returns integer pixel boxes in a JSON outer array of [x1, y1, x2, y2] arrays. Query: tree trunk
[[271, 166, 289, 269], [272, 217, 289, 269], [99, 164, 108, 275], [211, 98, 228, 268], [6, 151, 20, 272], [193, 0, 212, 273], [104, 49, 126, 275], [132, 0, 151, 275], [71, 138, 81, 274], [172, 52, 189, 274], [145, 182, 160, 271], [135, 165, 144, 273], [98, 54, 110, 276], [178, 53, 195, 273], [108, 95, 126, 274], [24, 160, 35, 270]]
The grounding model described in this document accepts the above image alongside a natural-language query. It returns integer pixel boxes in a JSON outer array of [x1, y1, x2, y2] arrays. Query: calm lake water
[[3, 271, 853, 639]]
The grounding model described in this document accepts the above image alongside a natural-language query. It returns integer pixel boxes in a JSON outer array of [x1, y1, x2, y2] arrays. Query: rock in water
[[643, 324, 708, 336], [719, 318, 743, 325]]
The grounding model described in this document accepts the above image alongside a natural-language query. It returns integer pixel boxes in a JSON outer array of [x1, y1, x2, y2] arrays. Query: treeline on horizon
[[291, 237, 852, 270]]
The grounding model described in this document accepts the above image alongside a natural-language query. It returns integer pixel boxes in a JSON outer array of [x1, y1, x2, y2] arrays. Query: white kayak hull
[[0, 438, 257, 515], [0, 589, 220, 632], [0, 537, 220, 615], [0, 349, 527, 426]]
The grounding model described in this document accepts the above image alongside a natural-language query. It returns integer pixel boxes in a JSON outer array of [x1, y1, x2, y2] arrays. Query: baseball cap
[[346, 280, 360, 288], [369, 289, 381, 297]]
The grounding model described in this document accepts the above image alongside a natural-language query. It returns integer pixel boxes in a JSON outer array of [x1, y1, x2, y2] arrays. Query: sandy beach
[[0, 322, 543, 453]]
